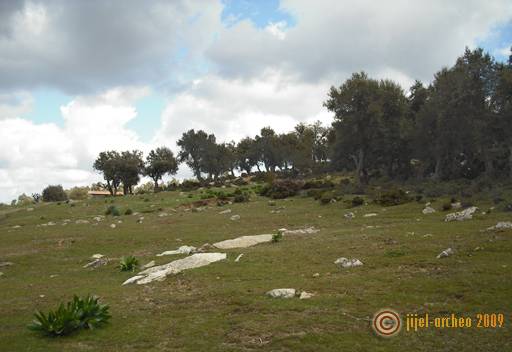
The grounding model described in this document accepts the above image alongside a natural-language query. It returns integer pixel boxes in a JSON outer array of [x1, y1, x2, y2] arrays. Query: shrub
[[351, 196, 364, 207], [42, 185, 68, 202], [68, 187, 89, 200], [303, 178, 335, 190], [180, 179, 201, 192], [28, 295, 110, 337], [120, 256, 138, 272], [374, 188, 412, 206], [272, 230, 283, 243], [16, 193, 34, 206], [442, 202, 451, 211], [385, 250, 406, 258], [262, 179, 305, 199], [124, 208, 133, 215], [105, 205, 120, 216], [233, 189, 250, 203]]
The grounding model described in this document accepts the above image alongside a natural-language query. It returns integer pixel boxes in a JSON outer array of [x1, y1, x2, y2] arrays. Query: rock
[[363, 213, 377, 218], [192, 207, 204, 213], [268, 200, 276, 206], [344, 212, 355, 219], [451, 202, 462, 209], [283, 227, 320, 235], [219, 209, 232, 214], [93, 216, 103, 222], [230, 214, 240, 221], [137, 217, 144, 223], [27, 207, 34, 212], [117, 220, 123, 224], [266, 288, 296, 298], [156, 245, 196, 256], [47, 221, 56, 226], [110, 224, 116, 229], [0, 262, 13, 268], [334, 257, 364, 268], [83, 257, 108, 268], [234, 254, 244, 262], [123, 253, 227, 285], [299, 291, 314, 300], [142, 260, 155, 269], [0, 272, 3, 277], [444, 206, 478, 222], [422, 206, 436, 214], [312, 273, 320, 278], [213, 234, 273, 249], [437, 248, 454, 259], [12, 225, 21, 229], [75, 219, 89, 224], [487, 221, 512, 231], [91, 254, 104, 259], [158, 213, 169, 217], [196, 243, 215, 252]]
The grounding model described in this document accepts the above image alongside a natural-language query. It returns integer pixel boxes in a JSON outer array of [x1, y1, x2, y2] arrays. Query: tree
[[144, 147, 179, 192], [177, 129, 216, 181], [255, 127, 280, 172], [42, 185, 68, 202], [93, 151, 122, 195], [236, 137, 259, 174], [118, 150, 144, 195]]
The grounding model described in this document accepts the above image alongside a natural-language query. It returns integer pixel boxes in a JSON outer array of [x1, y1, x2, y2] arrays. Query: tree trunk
[[433, 156, 442, 180], [350, 148, 365, 184], [509, 145, 512, 177], [153, 178, 159, 193], [106, 180, 113, 196]]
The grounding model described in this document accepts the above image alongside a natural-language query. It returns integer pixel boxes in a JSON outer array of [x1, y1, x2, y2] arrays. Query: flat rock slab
[[213, 234, 273, 249], [334, 257, 363, 268], [266, 288, 296, 298], [156, 245, 196, 256], [487, 221, 512, 231], [280, 227, 320, 235], [445, 206, 478, 222], [123, 253, 226, 285]]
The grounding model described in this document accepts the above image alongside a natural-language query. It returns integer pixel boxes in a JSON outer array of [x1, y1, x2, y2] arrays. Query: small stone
[[234, 254, 244, 262], [219, 209, 232, 214], [110, 224, 116, 229], [437, 248, 454, 259], [230, 214, 240, 221], [266, 288, 296, 298], [312, 273, 320, 278], [142, 260, 156, 269], [91, 254, 104, 259], [0, 262, 13, 267], [422, 206, 436, 214], [487, 221, 512, 231], [344, 212, 355, 219], [39, 295, 45, 298], [334, 257, 364, 268], [299, 291, 314, 300], [363, 213, 377, 218]]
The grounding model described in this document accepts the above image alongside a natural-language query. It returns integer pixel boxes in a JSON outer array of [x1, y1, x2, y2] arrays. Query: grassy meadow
[[0, 185, 511, 351]]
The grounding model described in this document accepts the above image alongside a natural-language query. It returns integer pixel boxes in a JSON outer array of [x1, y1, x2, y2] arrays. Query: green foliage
[[68, 187, 89, 200], [105, 205, 121, 216], [119, 256, 138, 272], [42, 185, 68, 202], [272, 231, 283, 243], [144, 147, 179, 191], [351, 196, 364, 207], [260, 179, 304, 199], [16, 193, 34, 206], [374, 188, 412, 206], [233, 188, 250, 203], [124, 208, 133, 215], [442, 202, 451, 211], [28, 295, 110, 337], [384, 250, 406, 258]]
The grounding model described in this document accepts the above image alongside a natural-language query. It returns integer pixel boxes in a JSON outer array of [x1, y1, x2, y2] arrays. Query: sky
[[0, 0, 511, 203]]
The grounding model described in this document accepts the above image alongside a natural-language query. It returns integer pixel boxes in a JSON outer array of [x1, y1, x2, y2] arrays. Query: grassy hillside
[[0, 186, 511, 351]]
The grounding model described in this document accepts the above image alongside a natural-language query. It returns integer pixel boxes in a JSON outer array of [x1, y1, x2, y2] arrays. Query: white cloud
[[0, 91, 34, 119]]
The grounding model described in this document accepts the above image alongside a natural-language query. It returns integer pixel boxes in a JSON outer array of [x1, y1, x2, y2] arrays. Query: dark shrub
[[124, 208, 133, 215], [232, 178, 248, 186], [374, 188, 412, 206], [351, 196, 364, 207], [180, 179, 201, 192], [415, 195, 423, 202], [320, 192, 334, 205], [263, 179, 305, 199], [442, 202, 451, 211], [233, 188, 250, 203], [42, 185, 68, 202], [105, 205, 120, 216], [303, 178, 335, 190]]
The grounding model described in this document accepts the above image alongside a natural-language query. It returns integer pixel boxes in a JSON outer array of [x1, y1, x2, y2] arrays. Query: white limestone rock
[[156, 245, 196, 256], [422, 206, 436, 214], [230, 214, 240, 221], [266, 288, 296, 299], [444, 207, 478, 222], [213, 234, 273, 249], [437, 248, 454, 259], [334, 257, 364, 268]]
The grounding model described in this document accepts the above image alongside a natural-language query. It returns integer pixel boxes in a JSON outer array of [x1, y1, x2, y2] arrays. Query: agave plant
[[119, 255, 139, 272], [28, 295, 110, 337]]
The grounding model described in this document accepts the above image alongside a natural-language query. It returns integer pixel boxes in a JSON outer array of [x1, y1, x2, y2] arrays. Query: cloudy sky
[[0, 0, 511, 203]]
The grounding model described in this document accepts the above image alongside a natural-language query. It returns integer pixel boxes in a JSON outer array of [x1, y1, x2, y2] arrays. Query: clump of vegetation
[[28, 295, 110, 337], [260, 179, 304, 199], [42, 185, 68, 202], [374, 188, 412, 206], [303, 178, 335, 190], [124, 208, 133, 215], [350, 196, 364, 207], [119, 256, 139, 272], [384, 250, 406, 257], [180, 179, 201, 192], [68, 187, 89, 200], [233, 188, 250, 203], [105, 205, 121, 216], [272, 230, 283, 243], [442, 202, 452, 211]]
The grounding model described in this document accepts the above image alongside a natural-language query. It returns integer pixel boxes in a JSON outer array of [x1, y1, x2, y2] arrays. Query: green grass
[[0, 188, 511, 351]]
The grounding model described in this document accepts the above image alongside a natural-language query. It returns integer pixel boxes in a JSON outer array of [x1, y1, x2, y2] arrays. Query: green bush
[[180, 179, 201, 192], [272, 230, 283, 243], [68, 187, 89, 200], [120, 256, 138, 272], [124, 208, 133, 215], [351, 196, 364, 207], [442, 202, 451, 211], [42, 185, 68, 202], [303, 178, 335, 190], [261, 179, 304, 199], [233, 188, 250, 203], [105, 205, 121, 216], [28, 295, 110, 337], [374, 188, 412, 206]]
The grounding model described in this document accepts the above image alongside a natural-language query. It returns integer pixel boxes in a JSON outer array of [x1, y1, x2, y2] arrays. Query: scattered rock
[[437, 248, 454, 259], [83, 257, 108, 268], [196, 243, 215, 252], [487, 221, 512, 231], [0, 272, 3, 277], [219, 209, 232, 215], [93, 216, 104, 222], [137, 217, 144, 224], [363, 213, 377, 218], [444, 207, 478, 222], [451, 202, 462, 210], [27, 208, 34, 212], [266, 288, 296, 299], [334, 257, 364, 268], [0, 262, 13, 268], [158, 213, 169, 217], [75, 219, 89, 224], [156, 245, 196, 256], [91, 254, 104, 259], [230, 214, 240, 221], [123, 253, 227, 285], [192, 207, 204, 213], [312, 273, 320, 278], [142, 260, 155, 269], [47, 221, 56, 226], [299, 291, 314, 300], [110, 224, 116, 229], [422, 206, 436, 214], [282, 227, 320, 235], [12, 225, 21, 229], [213, 234, 273, 249], [344, 212, 355, 219], [234, 254, 244, 262]]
